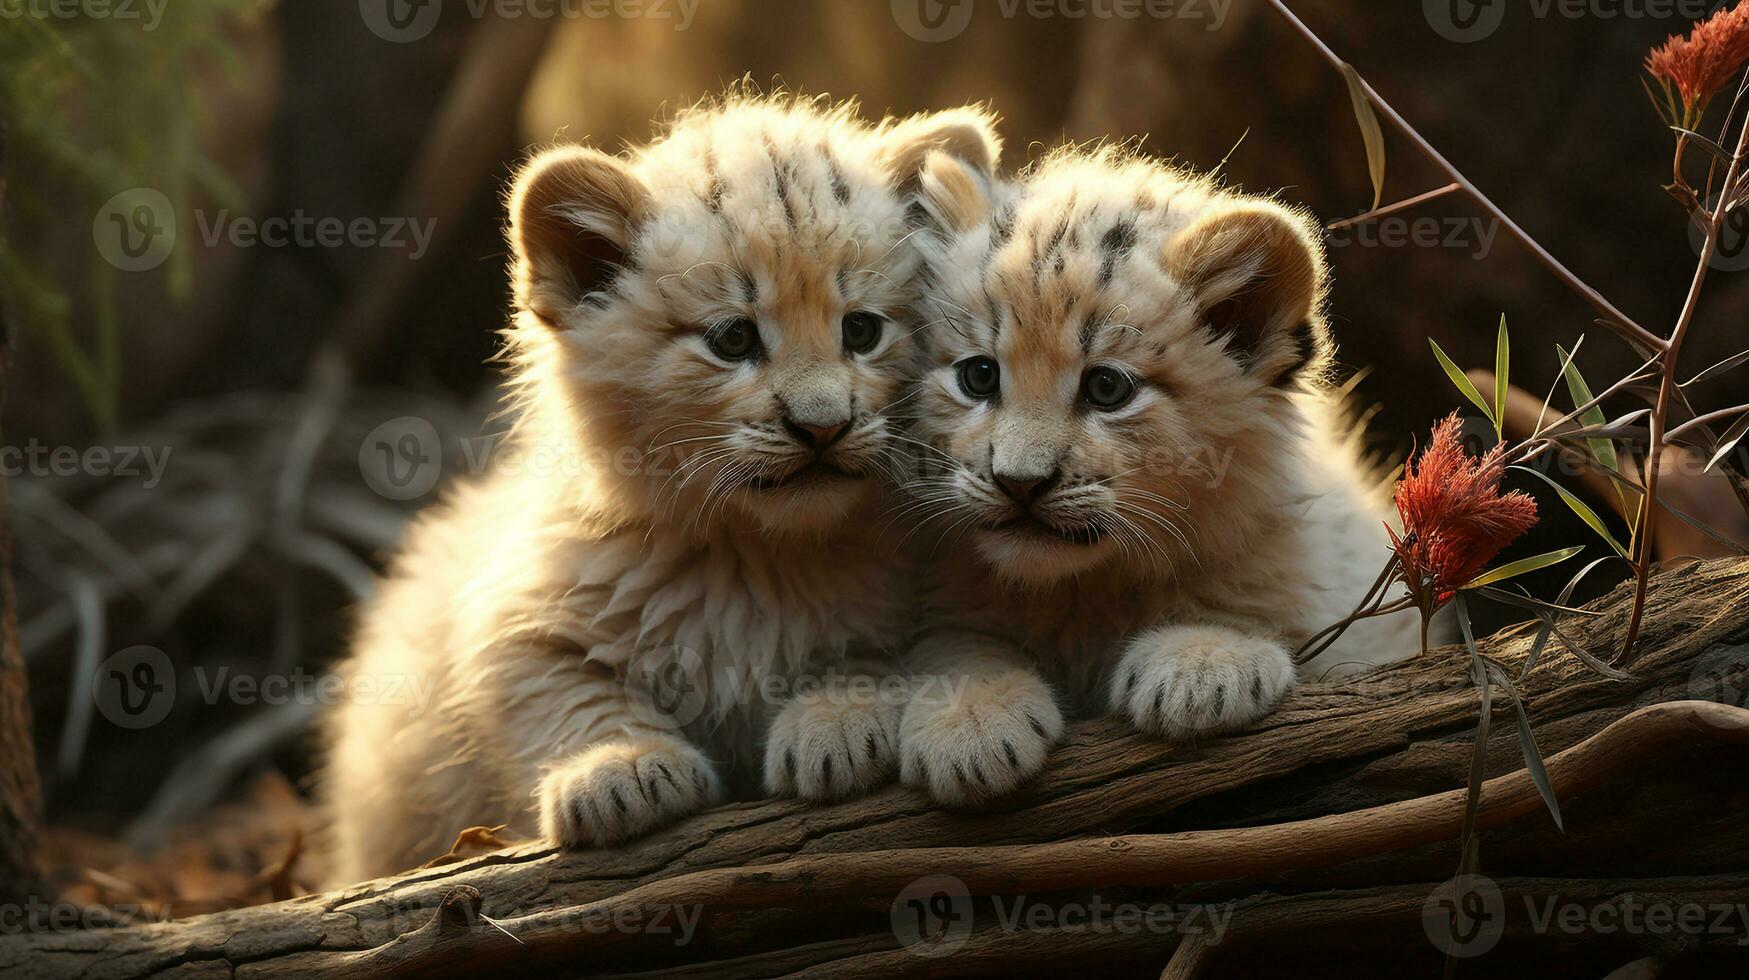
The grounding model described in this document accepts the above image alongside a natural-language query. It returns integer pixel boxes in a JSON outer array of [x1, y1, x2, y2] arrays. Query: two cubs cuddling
[[321, 94, 1421, 884]]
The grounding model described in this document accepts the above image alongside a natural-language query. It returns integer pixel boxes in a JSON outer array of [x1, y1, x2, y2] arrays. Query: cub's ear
[[1165, 201, 1331, 386], [913, 148, 995, 235], [508, 145, 649, 327], [880, 106, 1002, 190]]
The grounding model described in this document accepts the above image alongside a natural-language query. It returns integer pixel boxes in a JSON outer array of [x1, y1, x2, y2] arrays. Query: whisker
[[1114, 500, 1199, 567]]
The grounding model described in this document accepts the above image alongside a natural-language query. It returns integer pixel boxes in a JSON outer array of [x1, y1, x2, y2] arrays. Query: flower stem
[[1621, 118, 1749, 666]]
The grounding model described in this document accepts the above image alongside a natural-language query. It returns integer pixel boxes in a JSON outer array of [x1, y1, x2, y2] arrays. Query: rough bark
[[2, 560, 1747, 978], [0, 465, 44, 912], [0, 116, 49, 912]]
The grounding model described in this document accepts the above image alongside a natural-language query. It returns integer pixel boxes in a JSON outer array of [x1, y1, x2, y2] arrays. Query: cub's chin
[[973, 520, 1116, 586], [734, 467, 876, 535]]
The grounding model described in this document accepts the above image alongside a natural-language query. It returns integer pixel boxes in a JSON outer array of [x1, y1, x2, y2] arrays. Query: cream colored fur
[[319, 96, 1002, 883], [897, 147, 1433, 806]]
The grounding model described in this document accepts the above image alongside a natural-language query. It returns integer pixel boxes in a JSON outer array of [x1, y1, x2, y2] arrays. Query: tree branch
[[1265, 0, 1668, 355], [0, 559, 1745, 977]]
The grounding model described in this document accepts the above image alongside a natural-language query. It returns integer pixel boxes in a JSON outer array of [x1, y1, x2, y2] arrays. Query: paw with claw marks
[[763, 675, 905, 801], [538, 734, 722, 848], [1109, 624, 1297, 741], [899, 667, 1064, 807]]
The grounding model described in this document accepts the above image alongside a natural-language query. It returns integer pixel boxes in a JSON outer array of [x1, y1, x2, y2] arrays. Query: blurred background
[[4, 0, 1748, 906]]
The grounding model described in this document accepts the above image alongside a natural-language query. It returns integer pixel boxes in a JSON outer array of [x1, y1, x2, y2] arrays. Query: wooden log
[[1, 559, 1746, 978]]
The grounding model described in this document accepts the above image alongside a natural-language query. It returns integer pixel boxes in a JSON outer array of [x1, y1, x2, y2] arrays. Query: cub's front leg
[[1109, 623, 1297, 740], [537, 730, 722, 848], [898, 630, 1064, 807], [525, 655, 723, 848], [762, 663, 907, 802]]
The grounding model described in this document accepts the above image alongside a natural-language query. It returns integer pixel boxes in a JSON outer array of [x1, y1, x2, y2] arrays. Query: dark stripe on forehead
[[1078, 314, 1098, 354], [823, 145, 852, 205], [990, 202, 1015, 250], [1039, 214, 1069, 270], [764, 134, 799, 230], [778, 175, 799, 229], [1028, 212, 1070, 285], [1097, 220, 1136, 287], [1033, 187, 1084, 281], [703, 151, 724, 213]]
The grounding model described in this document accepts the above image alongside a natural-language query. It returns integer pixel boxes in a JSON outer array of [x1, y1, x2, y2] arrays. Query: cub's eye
[[706, 317, 761, 362], [842, 311, 884, 354], [1083, 365, 1136, 410], [955, 356, 1001, 400]]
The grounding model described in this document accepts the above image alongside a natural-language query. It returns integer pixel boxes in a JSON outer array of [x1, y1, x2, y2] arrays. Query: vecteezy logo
[[891, 874, 974, 957], [1694, 192, 1749, 272], [1453, 412, 1502, 457], [1689, 643, 1749, 709], [1423, 873, 1505, 958], [359, 416, 442, 500], [892, 0, 974, 42], [1424, 0, 1505, 43], [93, 188, 176, 273], [93, 646, 175, 730], [626, 646, 711, 729], [360, 0, 441, 43]]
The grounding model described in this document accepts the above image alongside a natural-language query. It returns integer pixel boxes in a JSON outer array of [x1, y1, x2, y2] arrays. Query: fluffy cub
[[320, 96, 1001, 883], [898, 146, 1424, 806]]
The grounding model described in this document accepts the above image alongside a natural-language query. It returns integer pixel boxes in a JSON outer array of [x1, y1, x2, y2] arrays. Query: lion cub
[[320, 96, 1001, 882], [896, 146, 1423, 805]]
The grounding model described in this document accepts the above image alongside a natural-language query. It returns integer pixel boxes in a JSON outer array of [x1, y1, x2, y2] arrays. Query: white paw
[[899, 669, 1063, 807], [537, 734, 721, 848], [1110, 624, 1297, 740], [763, 676, 904, 801]]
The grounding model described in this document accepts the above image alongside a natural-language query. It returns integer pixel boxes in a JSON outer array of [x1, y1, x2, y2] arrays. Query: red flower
[[1389, 414, 1539, 604], [1646, 3, 1749, 126]]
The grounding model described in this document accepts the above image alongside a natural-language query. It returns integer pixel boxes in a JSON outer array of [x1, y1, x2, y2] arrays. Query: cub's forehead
[[647, 111, 906, 243], [629, 112, 915, 298], [920, 158, 1225, 363], [965, 173, 1200, 330]]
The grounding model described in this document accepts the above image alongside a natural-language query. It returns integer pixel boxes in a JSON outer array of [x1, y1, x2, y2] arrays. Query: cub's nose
[[782, 417, 848, 450], [995, 471, 1058, 504]]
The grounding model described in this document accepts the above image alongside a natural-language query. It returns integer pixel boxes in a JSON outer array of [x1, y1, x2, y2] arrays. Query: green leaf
[[1461, 546, 1584, 590], [1660, 496, 1749, 556], [1474, 586, 1603, 618], [1706, 412, 1749, 474], [1511, 465, 1631, 560], [1525, 613, 1558, 679], [1487, 665, 1564, 832], [1493, 316, 1509, 441], [1455, 595, 1490, 882], [1429, 338, 1496, 425], [1550, 620, 1634, 681], [1556, 343, 1635, 532], [1521, 556, 1616, 680], [1536, 337, 1586, 435], [1681, 349, 1749, 388], [1339, 62, 1387, 211], [1560, 410, 1651, 442], [1670, 126, 1735, 163], [1642, 75, 1675, 128]]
